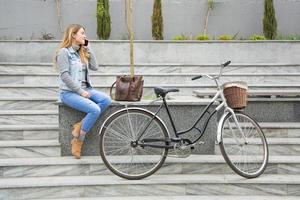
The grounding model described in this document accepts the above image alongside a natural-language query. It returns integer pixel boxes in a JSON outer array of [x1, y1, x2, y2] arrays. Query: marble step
[[0, 155, 299, 178], [1, 72, 300, 85], [0, 96, 58, 110], [0, 174, 299, 199], [0, 122, 297, 141], [2, 84, 300, 97], [194, 89, 300, 98], [0, 110, 58, 125], [1, 62, 300, 74], [214, 138, 300, 156], [0, 124, 58, 140], [0, 140, 60, 158], [40, 196, 300, 200], [260, 122, 300, 138]]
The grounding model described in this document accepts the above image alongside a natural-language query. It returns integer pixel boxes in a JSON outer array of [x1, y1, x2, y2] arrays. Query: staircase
[[0, 41, 299, 199]]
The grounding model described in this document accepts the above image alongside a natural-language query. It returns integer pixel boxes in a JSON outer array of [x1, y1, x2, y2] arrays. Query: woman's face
[[73, 28, 86, 45]]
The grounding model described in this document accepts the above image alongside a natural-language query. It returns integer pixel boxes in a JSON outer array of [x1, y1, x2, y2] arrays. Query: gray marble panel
[[215, 144, 300, 156], [93, 75, 300, 86], [187, 184, 288, 196], [84, 185, 185, 197], [265, 163, 279, 174], [287, 185, 300, 196], [7, 73, 300, 86], [264, 129, 288, 138], [0, 76, 24, 84], [98, 65, 300, 74], [1, 88, 59, 97], [2, 87, 196, 97], [158, 163, 183, 174], [269, 145, 300, 156], [0, 131, 23, 140], [245, 101, 300, 123], [0, 187, 84, 200], [0, 100, 57, 110], [182, 163, 232, 174], [2, 165, 89, 177], [278, 164, 300, 175], [23, 130, 58, 140], [288, 129, 300, 138], [89, 164, 112, 175], [0, 65, 53, 74], [0, 147, 60, 158], [0, 114, 58, 125], [23, 76, 56, 85]]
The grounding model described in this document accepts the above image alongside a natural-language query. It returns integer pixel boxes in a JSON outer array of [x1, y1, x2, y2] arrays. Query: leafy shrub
[[263, 0, 277, 39], [97, 0, 111, 40], [275, 35, 300, 40], [218, 35, 233, 40], [195, 34, 210, 40], [152, 0, 164, 40], [173, 35, 189, 40], [249, 35, 266, 40]]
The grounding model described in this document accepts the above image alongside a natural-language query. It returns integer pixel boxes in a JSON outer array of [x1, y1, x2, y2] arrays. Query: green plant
[[249, 34, 266, 40], [195, 34, 210, 40], [97, 0, 111, 40], [152, 0, 164, 40], [275, 35, 300, 40], [173, 35, 190, 40], [218, 35, 233, 40], [263, 0, 277, 39]]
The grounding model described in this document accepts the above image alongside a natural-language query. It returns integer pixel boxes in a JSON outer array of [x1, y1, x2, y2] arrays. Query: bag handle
[[109, 81, 117, 100]]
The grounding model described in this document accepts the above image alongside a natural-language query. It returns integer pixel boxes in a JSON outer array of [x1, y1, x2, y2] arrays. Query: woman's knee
[[90, 104, 101, 117], [105, 96, 112, 106]]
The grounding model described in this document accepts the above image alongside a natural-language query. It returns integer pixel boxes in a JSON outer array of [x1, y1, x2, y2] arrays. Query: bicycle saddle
[[154, 87, 179, 98]]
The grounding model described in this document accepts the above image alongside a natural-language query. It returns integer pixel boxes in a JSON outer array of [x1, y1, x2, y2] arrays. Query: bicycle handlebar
[[191, 75, 202, 81], [191, 60, 231, 81], [223, 60, 231, 67]]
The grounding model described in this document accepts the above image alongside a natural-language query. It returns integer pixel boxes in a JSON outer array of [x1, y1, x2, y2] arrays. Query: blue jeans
[[60, 88, 111, 133]]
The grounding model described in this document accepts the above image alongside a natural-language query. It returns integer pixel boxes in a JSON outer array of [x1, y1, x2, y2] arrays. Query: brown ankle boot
[[72, 121, 82, 138], [71, 138, 83, 159]]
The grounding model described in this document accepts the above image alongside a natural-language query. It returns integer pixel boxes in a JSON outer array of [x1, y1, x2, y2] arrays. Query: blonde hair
[[54, 24, 89, 69]]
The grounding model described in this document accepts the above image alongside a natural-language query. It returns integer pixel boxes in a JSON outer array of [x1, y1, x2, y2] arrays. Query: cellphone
[[84, 39, 89, 46]]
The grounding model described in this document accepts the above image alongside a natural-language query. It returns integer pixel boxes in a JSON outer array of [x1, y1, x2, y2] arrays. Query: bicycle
[[99, 61, 269, 180]]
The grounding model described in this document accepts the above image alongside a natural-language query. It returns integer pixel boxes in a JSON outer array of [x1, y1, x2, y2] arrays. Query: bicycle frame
[[135, 62, 247, 149], [137, 87, 238, 149]]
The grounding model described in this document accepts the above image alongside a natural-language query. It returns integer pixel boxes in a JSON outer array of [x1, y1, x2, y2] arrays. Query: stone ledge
[[0, 174, 300, 189], [37, 195, 300, 200], [59, 96, 218, 156]]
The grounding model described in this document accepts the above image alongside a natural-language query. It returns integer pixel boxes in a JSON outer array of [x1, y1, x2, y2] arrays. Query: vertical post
[[126, 0, 135, 78]]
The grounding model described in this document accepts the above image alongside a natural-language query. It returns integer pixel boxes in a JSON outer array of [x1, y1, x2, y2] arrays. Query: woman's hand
[[81, 91, 91, 98]]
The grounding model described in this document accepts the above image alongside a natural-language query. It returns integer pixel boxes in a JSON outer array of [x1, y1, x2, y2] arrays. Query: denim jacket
[[57, 46, 98, 94]]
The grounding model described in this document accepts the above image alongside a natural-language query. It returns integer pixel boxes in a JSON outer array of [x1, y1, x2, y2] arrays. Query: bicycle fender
[[216, 112, 230, 144]]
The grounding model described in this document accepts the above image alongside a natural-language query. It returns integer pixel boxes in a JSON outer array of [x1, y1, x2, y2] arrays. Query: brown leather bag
[[110, 75, 144, 101]]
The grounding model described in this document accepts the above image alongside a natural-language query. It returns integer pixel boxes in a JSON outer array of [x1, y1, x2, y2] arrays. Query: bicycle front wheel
[[219, 111, 268, 178], [99, 108, 169, 180]]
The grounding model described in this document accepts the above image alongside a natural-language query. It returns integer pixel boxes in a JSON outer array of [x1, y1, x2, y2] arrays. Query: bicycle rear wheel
[[219, 111, 268, 178], [99, 108, 169, 180]]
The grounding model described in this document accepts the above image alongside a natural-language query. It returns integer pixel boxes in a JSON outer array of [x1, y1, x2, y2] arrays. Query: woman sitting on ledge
[[54, 24, 111, 159]]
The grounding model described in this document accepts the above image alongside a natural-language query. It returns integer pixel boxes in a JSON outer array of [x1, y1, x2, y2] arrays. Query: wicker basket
[[223, 81, 248, 109]]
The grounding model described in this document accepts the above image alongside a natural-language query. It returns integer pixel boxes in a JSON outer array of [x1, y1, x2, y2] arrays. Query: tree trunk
[[125, 0, 134, 77]]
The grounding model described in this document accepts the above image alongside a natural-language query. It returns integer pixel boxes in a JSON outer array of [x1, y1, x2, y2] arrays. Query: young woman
[[55, 24, 111, 159]]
